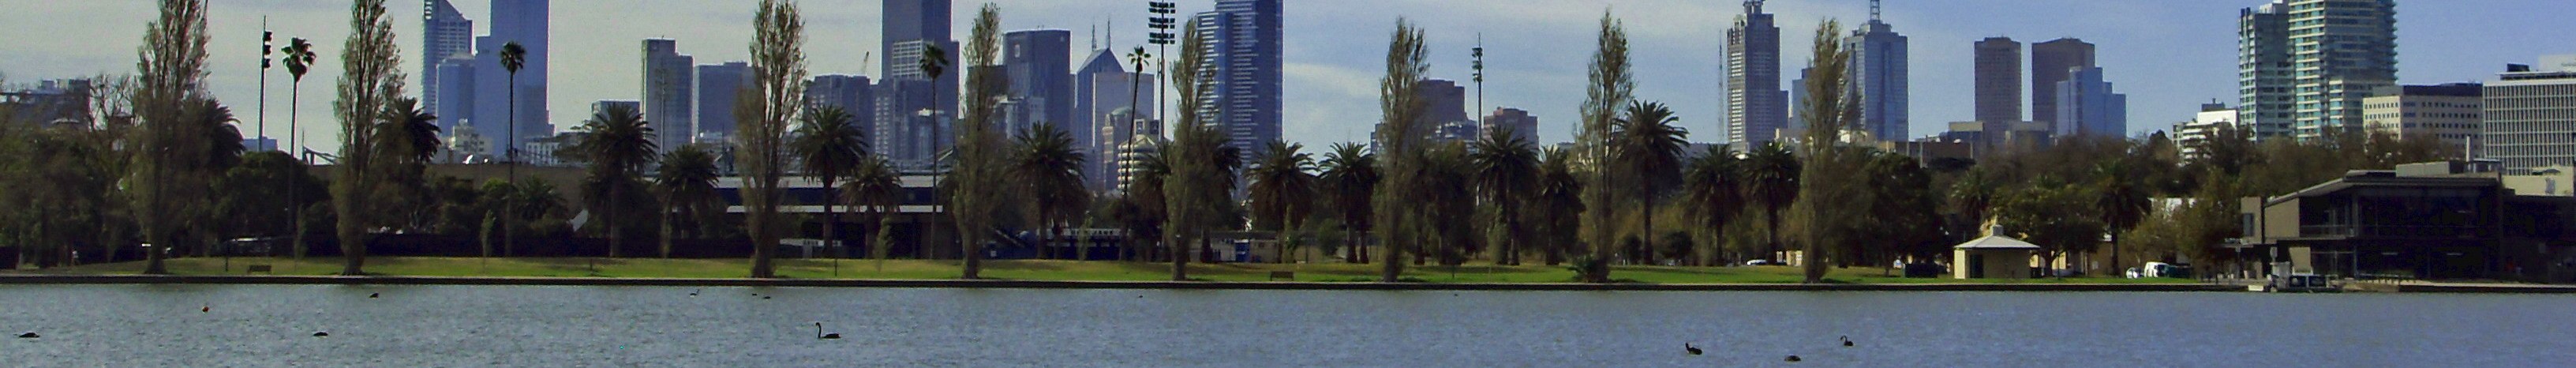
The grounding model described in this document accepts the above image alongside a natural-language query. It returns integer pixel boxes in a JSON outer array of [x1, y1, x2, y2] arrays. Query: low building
[[2361, 83, 2481, 154], [2172, 103, 2235, 160], [2240, 160, 2576, 281], [1953, 236, 2040, 279]]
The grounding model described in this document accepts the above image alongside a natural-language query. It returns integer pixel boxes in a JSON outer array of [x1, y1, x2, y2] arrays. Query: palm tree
[[279, 36, 317, 259], [1612, 101, 1687, 265], [571, 103, 657, 258], [1247, 140, 1315, 264], [2094, 160, 2151, 273], [1743, 141, 1800, 261], [1319, 142, 1378, 263], [1011, 123, 1088, 260], [1124, 46, 1151, 135], [1533, 146, 1586, 265], [655, 145, 721, 259], [792, 105, 865, 259], [498, 41, 526, 260], [1681, 144, 1742, 265], [843, 156, 904, 264], [1468, 126, 1537, 265]]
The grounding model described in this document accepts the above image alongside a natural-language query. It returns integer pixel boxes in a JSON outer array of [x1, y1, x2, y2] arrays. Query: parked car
[[2142, 262, 2192, 278], [1744, 260, 1777, 266]]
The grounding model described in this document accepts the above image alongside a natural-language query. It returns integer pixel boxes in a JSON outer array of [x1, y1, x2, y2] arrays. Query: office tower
[[882, 0, 956, 122], [1485, 107, 1539, 144], [2051, 66, 2126, 139], [422, 0, 474, 116], [1080, 49, 1156, 192], [1725, 0, 1787, 146], [433, 58, 477, 136], [1973, 37, 2023, 145], [590, 100, 639, 118], [1196, 0, 1286, 163], [469, 0, 550, 158], [2484, 56, 2576, 173], [1005, 29, 1075, 138], [872, 78, 949, 167], [2240, 0, 2398, 141], [642, 39, 695, 152], [695, 62, 749, 143], [2361, 83, 2482, 153], [2030, 38, 2095, 133], [1845, 9, 1908, 142], [808, 74, 875, 140]]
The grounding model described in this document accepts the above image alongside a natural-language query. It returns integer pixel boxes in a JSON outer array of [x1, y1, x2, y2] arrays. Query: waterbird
[[1840, 336, 1853, 347], [312, 331, 329, 337], [690, 289, 700, 297], [368, 292, 379, 299], [1784, 355, 1801, 362], [763, 296, 773, 300], [16, 332, 36, 339], [1684, 343, 1702, 355], [201, 304, 209, 313], [814, 322, 841, 340]]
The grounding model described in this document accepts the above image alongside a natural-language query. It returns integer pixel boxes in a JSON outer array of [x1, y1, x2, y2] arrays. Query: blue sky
[[3, 0, 2571, 154]]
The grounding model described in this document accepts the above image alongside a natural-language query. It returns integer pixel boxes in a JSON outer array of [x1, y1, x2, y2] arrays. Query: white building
[[2484, 55, 2576, 174], [2361, 83, 2483, 154], [2174, 103, 2238, 160], [2237, 0, 2399, 141]]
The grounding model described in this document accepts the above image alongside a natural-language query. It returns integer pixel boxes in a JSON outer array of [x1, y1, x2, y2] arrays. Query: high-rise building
[[1724, 0, 1787, 146], [433, 57, 477, 137], [872, 78, 948, 167], [2361, 83, 2483, 155], [1195, 0, 1286, 164], [1079, 48, 1155, 192], [2052, 66, 2127, 139], [694, 62, 749, 143], [808, 74, 875, 140], [882, 0, 956, 123], [2174, 103, 2238, 160], [2239, 0, 2398, 141], [2030, 38, 2095, 133], [421, 0, 474, 117], [2484, 56, 2576, 174], [1378, 79, 1470, 145], [468, 0, 550, 158], [1845, 12, 1908, 142], [1004, 29, 1075, 139], [642, 39, 695, 152], [1485, 107, 1538, 144], [1973, 37, 2024, 145]]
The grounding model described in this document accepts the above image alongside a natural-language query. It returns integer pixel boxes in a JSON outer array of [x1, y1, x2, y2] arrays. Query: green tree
[[1533, 147, 1586, 265], [1469, 127, 1538, 265], [843, 156, 904, 263], [1998, 182, 2104, 276], [951, 3, 1009, 279], [1110, 148, 1170, 262], [1575, 11, 1634, 283], [1863, 152, 1943, 265], [1247, 140, 1315, 263], [1681, 144, 1742, 265], [1012, 123, 1089, 260], [792, 106, 865, 258], [329, 0, 406, 275], [1788, 20, 1865, 283], [373, 98, 440, 233], [1743, 141, 1799, 261], [571, 103, 658, 257], [1612, 101, 1687, 265], [1371, 18, 1431, 282], [655, 145, 723, 258], [1161, 17, 1221, 280], [1318, 142, 1378, 263], [127, 0, 216, 275], [2093, 159, 2151, 273], [738, 0, 807, 278]]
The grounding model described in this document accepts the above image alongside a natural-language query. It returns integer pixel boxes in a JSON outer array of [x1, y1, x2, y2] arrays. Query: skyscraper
[[1485, 107, 1539, 144], [2031, 38, 2096, 133], [2484, 56, 2576, 174], [1973, 37, 2023, 145], [808, 74, 874, 141], [1195, 0, 1285, 163], [694, 62, 748, 143], [1724, 0, 1786, 146], [421, 0, 474, 117], [2052, 66, 2126, 139], [1004, 29, 1075, 137], [1844, 9, 1908, 142], [2239, 0, 2398, 141], [1077, 47, 1155, 192], [882, 0, 956, 122], [468, 0, 549, 158], [642, 39, 694, 152]]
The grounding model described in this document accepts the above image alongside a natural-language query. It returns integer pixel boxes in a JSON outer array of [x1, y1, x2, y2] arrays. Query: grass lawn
[[8, 257, 2194, 284]]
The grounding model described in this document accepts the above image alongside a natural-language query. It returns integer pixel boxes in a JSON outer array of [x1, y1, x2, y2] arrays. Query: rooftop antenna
[[1870, 0, 1882, 22]]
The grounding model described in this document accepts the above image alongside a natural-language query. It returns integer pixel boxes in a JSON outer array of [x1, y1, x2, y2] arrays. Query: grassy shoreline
[[6, 257, 2195, 285]]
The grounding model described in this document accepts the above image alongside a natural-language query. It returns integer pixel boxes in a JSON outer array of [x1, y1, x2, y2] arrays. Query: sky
[[4, 0, 2574, 156]]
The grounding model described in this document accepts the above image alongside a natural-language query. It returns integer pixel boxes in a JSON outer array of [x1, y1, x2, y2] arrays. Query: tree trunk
[[1170, 231, 1189, 281], [821, 178, 837, 261], [609, 186, 623, 258]]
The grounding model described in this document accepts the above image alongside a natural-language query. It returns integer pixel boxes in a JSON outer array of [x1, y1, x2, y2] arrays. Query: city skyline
[[3, 1, 2571, 156]]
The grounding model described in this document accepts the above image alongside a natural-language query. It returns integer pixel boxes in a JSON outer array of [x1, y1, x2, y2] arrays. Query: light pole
[[1148, 2, 1178, 125]]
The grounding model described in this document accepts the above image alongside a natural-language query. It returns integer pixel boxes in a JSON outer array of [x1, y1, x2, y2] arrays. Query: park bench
[[1267, 271, 1294, 281], [245, 265, 273, 274]]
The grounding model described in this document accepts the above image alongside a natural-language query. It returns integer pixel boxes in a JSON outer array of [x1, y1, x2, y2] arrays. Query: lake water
[[2, 285, 2570, 366]]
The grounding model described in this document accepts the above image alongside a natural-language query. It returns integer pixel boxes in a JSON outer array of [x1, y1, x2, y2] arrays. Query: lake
[[2, 285, 2570, 366]]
